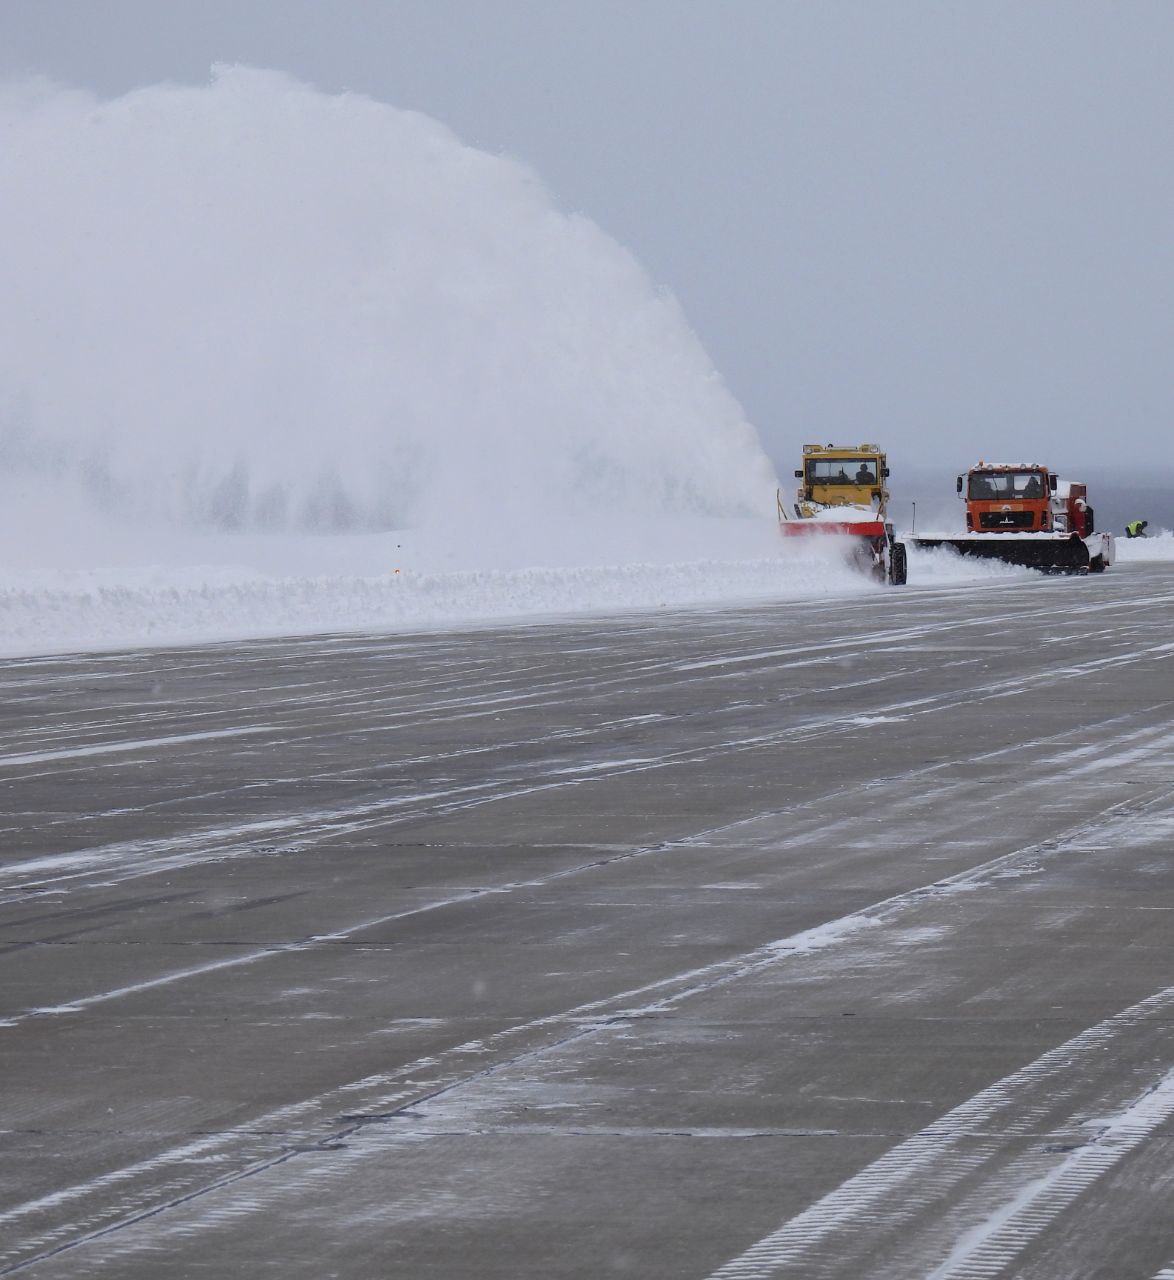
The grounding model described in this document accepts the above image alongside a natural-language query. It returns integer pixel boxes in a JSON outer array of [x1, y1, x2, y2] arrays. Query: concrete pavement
[[2, 563, 1173, 1278]]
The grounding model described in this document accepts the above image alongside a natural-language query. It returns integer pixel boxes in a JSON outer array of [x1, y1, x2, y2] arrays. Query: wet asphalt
[[2, 562, 1173, 1279]]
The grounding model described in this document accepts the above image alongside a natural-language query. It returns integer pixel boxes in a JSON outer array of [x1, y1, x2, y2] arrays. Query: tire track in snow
[[922, 1072, 1174, 1279], [705, 1028, 1174, 1280]]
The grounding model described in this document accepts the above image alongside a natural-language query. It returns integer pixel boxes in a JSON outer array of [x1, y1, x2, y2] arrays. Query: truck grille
[[979, 511, 1035, 530]]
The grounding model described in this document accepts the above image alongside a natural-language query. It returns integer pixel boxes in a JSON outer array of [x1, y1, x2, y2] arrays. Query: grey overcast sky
[[2, 0, 1172, 475]]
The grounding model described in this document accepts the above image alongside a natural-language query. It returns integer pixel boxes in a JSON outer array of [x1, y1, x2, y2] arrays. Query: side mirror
[[1049, 474, 1058, 492], [882, 466, 890, 478], [956, 476, 964, 495], [794, 470, 803, 479]]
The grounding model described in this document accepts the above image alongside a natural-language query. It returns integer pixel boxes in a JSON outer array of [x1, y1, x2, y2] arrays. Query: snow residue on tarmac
[[900, 543, 1037, 586]]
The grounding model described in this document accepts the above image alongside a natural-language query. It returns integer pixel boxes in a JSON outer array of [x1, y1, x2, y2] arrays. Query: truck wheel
[[888, 542, 908, 586]]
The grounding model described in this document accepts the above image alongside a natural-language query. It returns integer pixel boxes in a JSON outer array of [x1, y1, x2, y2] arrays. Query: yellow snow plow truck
[[778, 443, 907, 585]]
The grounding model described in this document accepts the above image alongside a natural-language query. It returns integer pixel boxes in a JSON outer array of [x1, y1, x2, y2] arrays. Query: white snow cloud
[[0, 66, 777, 542]]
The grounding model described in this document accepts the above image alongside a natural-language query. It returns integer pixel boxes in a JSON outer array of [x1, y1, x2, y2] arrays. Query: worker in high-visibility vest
[[1126, 520, 1149, 538]]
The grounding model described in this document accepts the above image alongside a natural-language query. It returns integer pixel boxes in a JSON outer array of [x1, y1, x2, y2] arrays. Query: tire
[[888, 541, 908, 586]]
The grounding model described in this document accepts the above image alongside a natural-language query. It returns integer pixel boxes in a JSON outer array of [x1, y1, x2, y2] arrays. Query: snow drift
[[1115, 530, 1174, 561], [0, 535, 1036, 659]]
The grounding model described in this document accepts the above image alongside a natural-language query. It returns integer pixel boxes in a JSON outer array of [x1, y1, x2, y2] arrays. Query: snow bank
[[1115, 530, 1174, 561], [0, 520, 1050, 658], [0, 520, 883, 656], [0, 564, 852, 657], [901, 542, 1038, 586]]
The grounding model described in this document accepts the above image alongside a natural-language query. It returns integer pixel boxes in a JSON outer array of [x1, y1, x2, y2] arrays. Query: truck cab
[[796, 444, 890, 518], [958, 464, 1055, 532]]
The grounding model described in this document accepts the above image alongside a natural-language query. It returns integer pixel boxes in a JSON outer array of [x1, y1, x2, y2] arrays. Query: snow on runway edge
[[0, 528, 1049, 659]]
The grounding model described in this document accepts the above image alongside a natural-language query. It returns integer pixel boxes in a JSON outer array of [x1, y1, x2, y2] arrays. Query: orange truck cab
[[957, 464, 1095, 538], [959, 464, 1055, 533]]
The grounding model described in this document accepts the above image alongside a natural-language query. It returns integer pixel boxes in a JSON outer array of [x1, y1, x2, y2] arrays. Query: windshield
[[807, 458, 878, 485], [968, 471, 1047, 500]]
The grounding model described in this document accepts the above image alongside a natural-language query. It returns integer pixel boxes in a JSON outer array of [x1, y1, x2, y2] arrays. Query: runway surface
[[2, 563, 1173, 1278]]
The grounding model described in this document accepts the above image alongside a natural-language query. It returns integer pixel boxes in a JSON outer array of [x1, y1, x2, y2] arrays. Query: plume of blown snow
[[0, 66, 777, 550]]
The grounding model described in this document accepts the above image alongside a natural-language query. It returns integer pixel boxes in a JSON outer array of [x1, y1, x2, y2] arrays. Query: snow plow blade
[[911, 532, 1110, 574], [779, 516, 907, 585], [777, 446, 907, 585]]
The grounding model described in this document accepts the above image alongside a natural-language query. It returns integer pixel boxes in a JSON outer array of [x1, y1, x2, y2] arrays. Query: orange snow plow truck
[[913, 462, 1113, 573]]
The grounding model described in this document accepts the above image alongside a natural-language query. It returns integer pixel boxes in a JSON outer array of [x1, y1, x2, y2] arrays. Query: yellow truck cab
[[794, 443, 890, 517], [778, 443, 906, 585]]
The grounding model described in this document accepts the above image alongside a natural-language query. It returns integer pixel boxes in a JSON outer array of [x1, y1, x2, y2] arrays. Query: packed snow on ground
[[0, 68, 1047, 658]]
